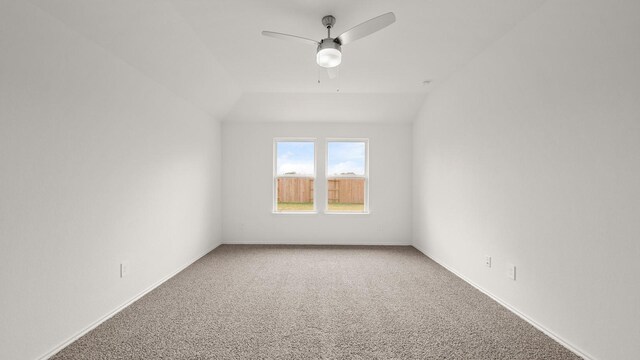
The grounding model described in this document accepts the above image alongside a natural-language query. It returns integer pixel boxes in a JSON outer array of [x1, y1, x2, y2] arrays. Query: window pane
[[327, 141, 366, 213], [327, 141, 365, 176], [276, 141, 314, 176], [327, 178, 365, 212], [275, 140, 315, 212], [277, 178, 314, 211]]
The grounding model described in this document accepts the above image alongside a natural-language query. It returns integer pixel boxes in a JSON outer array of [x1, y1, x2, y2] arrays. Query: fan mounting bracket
[[322, 15, 336, 28]]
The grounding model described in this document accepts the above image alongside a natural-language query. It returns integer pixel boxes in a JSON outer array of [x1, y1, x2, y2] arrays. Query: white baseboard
[[411, 243, 595, 360], [40, 242, 587, 359], [38, 242, 222, 360], [222, 241, 412, 246]]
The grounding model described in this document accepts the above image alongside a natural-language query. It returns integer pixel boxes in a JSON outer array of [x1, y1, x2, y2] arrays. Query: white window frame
[[325, 138, 370, 214], [273, 138, 317, 214]]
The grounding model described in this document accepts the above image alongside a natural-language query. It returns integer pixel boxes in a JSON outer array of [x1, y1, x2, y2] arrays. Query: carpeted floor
[[52, 245, 580, 359]]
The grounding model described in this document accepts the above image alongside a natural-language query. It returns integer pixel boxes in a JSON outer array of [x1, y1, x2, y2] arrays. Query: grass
[[276, 202, 366, 212], [277, 202, 314, 211], [327, 203, 365, 212]]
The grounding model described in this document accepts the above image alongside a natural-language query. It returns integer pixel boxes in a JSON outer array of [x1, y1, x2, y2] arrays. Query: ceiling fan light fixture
[[316, 39, 341, 68], [317, 48, 341, 68], [262, 12, 395, 70]]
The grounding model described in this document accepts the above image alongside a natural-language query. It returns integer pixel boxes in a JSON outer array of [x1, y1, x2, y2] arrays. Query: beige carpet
[[52, 245, 580, 359]]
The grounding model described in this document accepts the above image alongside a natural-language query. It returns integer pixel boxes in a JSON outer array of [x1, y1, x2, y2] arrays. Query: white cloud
[[328, 161, 364, 176], [278, 162, 314, 175]]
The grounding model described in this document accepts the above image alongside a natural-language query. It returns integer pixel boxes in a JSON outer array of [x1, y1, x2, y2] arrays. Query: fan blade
[[261, 31, 319, 46], [335, 12, 396, 46]]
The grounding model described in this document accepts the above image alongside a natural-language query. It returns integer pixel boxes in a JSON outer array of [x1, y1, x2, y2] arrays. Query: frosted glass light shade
[[316, 48, 342, 68]]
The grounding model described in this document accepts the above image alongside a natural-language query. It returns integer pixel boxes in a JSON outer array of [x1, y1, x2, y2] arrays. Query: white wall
[[225, 93, 426, 124], [0, 2, 223, 359], [222, 122, 412, 245], [413, 1, 640, 359]]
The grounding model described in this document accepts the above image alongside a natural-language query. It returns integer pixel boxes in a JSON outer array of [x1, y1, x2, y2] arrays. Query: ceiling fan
[[262, 12, 396, 70]]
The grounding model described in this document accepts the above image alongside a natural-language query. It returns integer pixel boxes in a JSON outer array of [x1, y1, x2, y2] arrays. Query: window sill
[[272, 211, 318, 215], [324, 211, 370, 215]]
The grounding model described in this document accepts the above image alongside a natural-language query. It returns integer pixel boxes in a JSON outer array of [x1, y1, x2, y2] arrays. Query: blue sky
[[277, 142, 314, 175], [328, 142, 365, 176], [276, 141, 365, 176]]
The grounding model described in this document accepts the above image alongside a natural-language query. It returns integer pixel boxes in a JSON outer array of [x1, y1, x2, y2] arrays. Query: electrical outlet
[[485, 256, 492, 268], [507, 264, 516, 280], [120, 261, 130, 278]]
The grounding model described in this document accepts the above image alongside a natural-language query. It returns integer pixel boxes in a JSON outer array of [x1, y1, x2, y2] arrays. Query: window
[[274, 139, 316, 213], [326, 139, 368, 213]]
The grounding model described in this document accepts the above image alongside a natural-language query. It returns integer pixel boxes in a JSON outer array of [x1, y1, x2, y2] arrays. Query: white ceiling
[[28, 0, 545, 123]]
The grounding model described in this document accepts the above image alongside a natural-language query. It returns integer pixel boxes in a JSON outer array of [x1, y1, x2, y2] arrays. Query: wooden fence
[[277, 178, 364, 204], [328, 178, 365, 204], [277, 178, 314, 203]]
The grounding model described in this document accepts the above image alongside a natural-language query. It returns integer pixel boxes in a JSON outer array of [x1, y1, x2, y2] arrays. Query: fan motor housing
[[317, 38, 341, 53]]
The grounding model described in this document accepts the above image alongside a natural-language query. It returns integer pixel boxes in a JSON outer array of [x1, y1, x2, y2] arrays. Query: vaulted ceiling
[[28, 0, 545, 123]]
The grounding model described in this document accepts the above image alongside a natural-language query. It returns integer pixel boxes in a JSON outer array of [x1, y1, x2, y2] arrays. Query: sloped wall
[[413, 1, 640, 359], [0, 2, 223, 359]]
